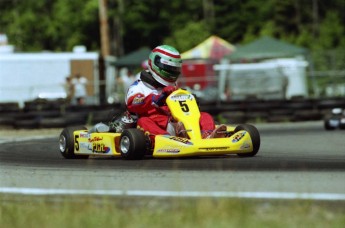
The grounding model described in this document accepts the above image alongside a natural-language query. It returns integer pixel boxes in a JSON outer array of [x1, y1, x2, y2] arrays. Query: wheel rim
[[120, 136, 130, 154], [59, 135, 66, 153]]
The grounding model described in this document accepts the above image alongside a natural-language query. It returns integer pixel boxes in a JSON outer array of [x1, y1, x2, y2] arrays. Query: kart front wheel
[[235, 124, 260, 157], [120, 129, 147, 160], [59, 125, 89, 159]]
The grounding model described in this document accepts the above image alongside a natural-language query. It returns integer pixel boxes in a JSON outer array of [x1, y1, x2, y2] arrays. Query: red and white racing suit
[[125, 74, 216, 137]]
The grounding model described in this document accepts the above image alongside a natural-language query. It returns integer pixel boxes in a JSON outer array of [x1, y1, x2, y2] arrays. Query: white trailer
[[214, 58, 308, 101], [0, 52, 111, 107]]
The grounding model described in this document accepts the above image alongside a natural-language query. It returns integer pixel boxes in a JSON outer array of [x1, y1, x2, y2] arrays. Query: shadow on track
[[1, 136, 344, 171]]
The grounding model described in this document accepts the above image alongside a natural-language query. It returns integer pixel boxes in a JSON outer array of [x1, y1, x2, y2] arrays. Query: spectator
[[122, 69, 136, 93], [72, 73, 88, 105], [63, 76, 74, 104]]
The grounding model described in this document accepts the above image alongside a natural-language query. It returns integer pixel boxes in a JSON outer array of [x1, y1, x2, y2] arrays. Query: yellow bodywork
[[152, 132, 253, 157], [73, 131, 122, 156], [72, 89, 255, 158], [152, 89, 254, 157]]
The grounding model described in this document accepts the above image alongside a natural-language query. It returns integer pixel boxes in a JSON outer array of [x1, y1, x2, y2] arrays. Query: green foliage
[[117, 0, 204, 53], [0, 0, 344, 70], [0, 0, 99, 51], [317, 11, 345, 49], [163, 21, 211, 52], [309, 11, 345, 72]]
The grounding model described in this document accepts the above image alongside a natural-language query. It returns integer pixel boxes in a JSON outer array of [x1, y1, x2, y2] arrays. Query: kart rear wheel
[[59, 125, 89, 159], [120, 129, 147, 160], [235, 124, 260, 157]]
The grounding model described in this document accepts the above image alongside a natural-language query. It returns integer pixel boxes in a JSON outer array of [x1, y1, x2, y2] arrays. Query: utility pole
[[99, 0, 110, 57], [98, 0, 110, 104]]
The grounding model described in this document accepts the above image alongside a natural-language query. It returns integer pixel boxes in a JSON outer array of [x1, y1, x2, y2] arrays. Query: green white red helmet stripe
[[152, 47, 181, 59], [148, 45, 182, 86]]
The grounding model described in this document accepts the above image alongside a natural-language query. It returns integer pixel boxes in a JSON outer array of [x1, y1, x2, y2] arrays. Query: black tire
[[235, 124, 260, 157], [0, 102, 20, 112], [64, 112, 88, 126], [14, 119, 39, 129], [40, 117, 67, 128], [120, 129, 147, 160], [0, 116, 15, 126], [324, 119, 336, 130], [339, 118, 345, 130], [59, 125, 89, 159]]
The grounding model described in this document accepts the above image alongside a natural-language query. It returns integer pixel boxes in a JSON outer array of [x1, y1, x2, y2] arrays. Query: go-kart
[[59, 89, 260, 159], [324, 108, 345, 130]]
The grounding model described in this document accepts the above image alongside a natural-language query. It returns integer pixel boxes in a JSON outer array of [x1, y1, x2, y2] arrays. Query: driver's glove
[[152, 86, 176, 106]]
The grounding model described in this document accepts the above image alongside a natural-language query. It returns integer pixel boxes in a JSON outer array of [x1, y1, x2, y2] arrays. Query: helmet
[[148, 45, 182, 86]]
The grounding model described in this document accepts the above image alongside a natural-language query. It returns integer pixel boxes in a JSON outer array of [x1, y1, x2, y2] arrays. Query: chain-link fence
[[308, 49, 345, 98]]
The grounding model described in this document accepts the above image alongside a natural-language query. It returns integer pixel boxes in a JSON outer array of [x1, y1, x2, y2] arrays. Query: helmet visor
[[154, 56, 181, 77]]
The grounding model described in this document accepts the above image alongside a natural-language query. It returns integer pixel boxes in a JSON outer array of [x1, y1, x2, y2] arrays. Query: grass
[[1, 195, 345, 228]]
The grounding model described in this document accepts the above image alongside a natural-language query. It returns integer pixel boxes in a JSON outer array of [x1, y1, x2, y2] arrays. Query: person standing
[[122, 69, 136, 93], [63, 76, 74, 104], [72, 73, 88, 105]]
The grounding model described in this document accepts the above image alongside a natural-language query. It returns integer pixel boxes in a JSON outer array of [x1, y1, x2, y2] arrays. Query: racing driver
[[125, 45, 226, 141]]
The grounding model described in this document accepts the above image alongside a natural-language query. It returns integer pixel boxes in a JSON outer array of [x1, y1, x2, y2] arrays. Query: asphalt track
[[1, 121, 345, 200]]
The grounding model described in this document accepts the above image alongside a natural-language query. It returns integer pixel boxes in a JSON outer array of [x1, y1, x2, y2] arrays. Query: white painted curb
[[1, 187, 345, 201]]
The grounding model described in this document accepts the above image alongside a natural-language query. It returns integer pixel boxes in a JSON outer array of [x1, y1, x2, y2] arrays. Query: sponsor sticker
[[240, 141, 251, 150], [157, 148, 180, 154], [232, 132, 246, 143], [170, 94, 194, 101], [79, 132, 90, 138], [92, 143, 110, 153], [88, 136, 103, 142], [79, 142, 90, 149], [133, 95, 145, 104], [199, 147, 229, 151], [168, 136, 193, 145]]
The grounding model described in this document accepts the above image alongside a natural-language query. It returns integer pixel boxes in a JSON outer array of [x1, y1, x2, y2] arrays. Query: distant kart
[[59, 89, 260, 159], [324, 108, 345, 130]]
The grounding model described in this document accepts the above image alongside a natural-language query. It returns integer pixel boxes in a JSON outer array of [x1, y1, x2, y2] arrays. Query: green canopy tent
[[109, 47, 151, 103], [226, 36, 308, 61], [219, 36, 319, 99], [114, 47, 151, 67]]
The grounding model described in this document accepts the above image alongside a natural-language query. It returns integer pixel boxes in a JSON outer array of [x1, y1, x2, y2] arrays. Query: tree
[[163, 21, 211, 52], [0, 0, 345, 59], [0, 0, 99, 51]]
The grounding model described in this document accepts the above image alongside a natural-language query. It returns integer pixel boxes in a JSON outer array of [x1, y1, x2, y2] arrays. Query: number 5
[[179, 101, 189, 112], [75, 135, 79, 151]]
